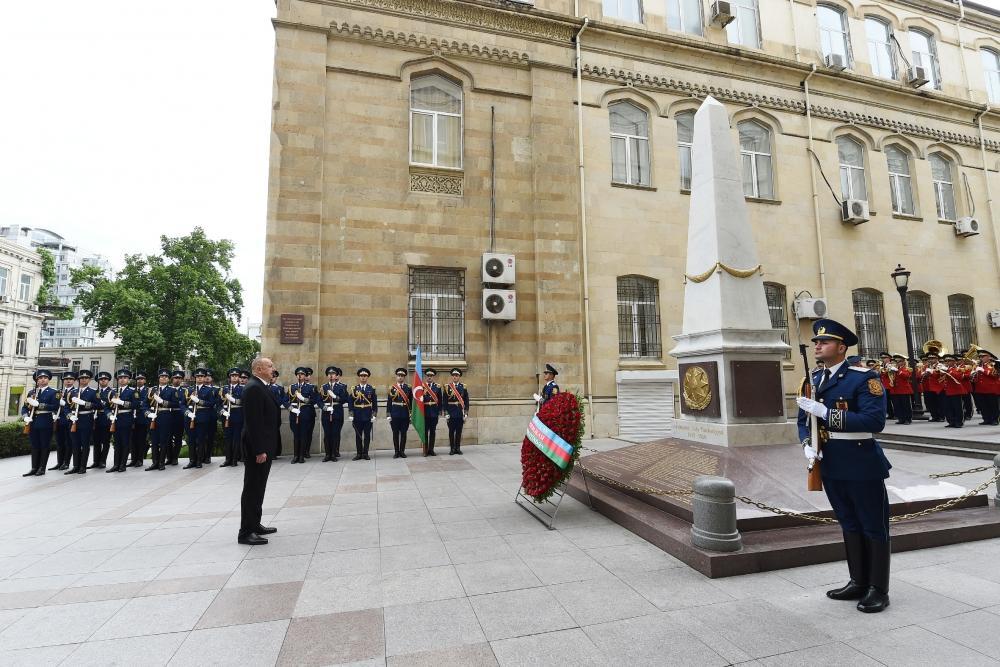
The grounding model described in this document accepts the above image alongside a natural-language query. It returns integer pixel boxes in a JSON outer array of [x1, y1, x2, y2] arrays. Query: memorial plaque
[[678, 361, 720, 417], [731, 360, 783, 417], [280, 314, 306, 345]]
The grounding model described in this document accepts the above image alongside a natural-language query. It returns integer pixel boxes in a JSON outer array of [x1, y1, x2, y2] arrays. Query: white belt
[[826, 432, 875, 440]]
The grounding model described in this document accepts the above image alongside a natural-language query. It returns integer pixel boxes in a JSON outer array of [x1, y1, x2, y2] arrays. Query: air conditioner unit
[[482, 289, 516, 321], [482, 252, 515, 285], [954, 216, 980, 237], [0, 296, 10, 303], [988, 310, 1000, 328], [907, 66, 929, 88], [793, 297, 828, 320], [710, 0, 734, 27], [824, 54, 846, 71], [841, 199, 870, 225]]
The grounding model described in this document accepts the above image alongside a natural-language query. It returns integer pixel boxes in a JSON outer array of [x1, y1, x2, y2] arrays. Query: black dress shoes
[[322, 457, 333, 462], [352, 455, 361, 461], [255, 526, 277, 535], [22, 470, 36, 477], [238, 533, 268, 546], [826, 580, 867, 600], [857, 586, 890, 612]]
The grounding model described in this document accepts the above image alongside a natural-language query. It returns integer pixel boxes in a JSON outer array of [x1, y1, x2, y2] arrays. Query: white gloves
[[109, 415, 117, 423], [72, 397, 84, 406], [532, 393, 542, 402], [146, 411, 156, 419], [225, 394, 234, 403], [190, 397, 201, 405], [221, 409, 230, 418], [27, 397, 39, 407], [796, 396, 829, 420], [154, 395, 164, 405], [386, 416, 391, 421], [69, 415, 78, 423], [22, 415, 31, 423], [324, 406, 333, 413], [463, 412, 468, 421], [803, 443, 823, 462], [290, 407, 301, 415], [59, 399, 66, 407], [111, 398, 125, 406], [295, 391, 306, 401]]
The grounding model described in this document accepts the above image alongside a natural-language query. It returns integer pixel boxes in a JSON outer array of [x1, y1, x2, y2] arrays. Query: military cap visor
[[425, 368, 437, 376], [450, 368, 462, 376], [295, 366, 307, 376], [325, 366, 338, 375], [395, 367, 407, 375], [96, 372, 112, 380], [544, 364, 558, 376], [135, 373, 146, 380], [357, 368, 371, 376], [116, 369, 132, 378], [33, 369, 52, 380], [78, 370, 93, 378], [171, 370, 185, 378], [62, 372, 77, 380], [810, 319, 859, 347], [158, 370, 170, 377]]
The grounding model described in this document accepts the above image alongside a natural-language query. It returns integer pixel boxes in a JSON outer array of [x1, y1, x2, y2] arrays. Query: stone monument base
[[670, 419, 798, 448], [565, 438, 1000, 577]]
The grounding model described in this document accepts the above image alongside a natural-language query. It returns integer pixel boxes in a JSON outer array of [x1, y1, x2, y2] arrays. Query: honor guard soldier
[[203, 369, 220, 464], [130, 372, 150, 467], [145, 370, 171, 470], [387, 368, 413, 459], [423, 368, 443, 456], [887, 354, 913, 425], [445, 368, 469, 455], [184, 368, 219, 469], [90, 371, 114, 469], [533, 364, 560, 412], [220, 368, 245, 467], [52, 372, 76, 471], [107, 369, 137, 473], [321, 366, 349, 462], [796, 319, 891, 613], [349, 368, 377, 460], [166, 370, 186, 464], [289, 366, 319, 463], [21, 369, 60, 476], [270, 370, 288, 459], [67, 370, 100, 475]]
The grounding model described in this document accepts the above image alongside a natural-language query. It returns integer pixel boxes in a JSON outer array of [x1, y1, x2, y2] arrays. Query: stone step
[[880, 439, 999, 461], [880, 430, 999, 450]]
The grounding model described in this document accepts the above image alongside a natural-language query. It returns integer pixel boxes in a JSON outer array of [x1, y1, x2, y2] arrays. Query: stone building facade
[[0, 240, 45, 423], [263, 0, 1000, 445]]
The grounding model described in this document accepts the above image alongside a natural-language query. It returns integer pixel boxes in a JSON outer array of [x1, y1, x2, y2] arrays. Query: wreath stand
[[514, 469, 594, 531]]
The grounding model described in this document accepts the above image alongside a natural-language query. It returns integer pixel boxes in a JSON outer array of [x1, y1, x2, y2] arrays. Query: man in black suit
[[239, 357, 281, 545]]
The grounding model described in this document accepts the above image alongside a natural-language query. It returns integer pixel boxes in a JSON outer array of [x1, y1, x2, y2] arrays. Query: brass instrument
[[923, 339, 947, 356], [886, 363, 898, 388], [963, 344, 982, 362]]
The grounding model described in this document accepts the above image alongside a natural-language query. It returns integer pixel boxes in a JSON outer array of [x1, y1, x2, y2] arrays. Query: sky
[[0, 1, 277, 331]]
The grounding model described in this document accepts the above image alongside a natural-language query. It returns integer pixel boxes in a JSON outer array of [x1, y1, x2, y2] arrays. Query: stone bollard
[[993, 455, 1000, 508], [690, 475, 742, 552]]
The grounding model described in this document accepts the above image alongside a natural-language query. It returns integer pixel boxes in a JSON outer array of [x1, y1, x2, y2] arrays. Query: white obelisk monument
[[669, 96, 797, 447]]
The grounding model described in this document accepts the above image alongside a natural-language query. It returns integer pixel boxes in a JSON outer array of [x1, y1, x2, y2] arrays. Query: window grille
[[948, 294, 977, 353], [408, 268, 465, 359], [852, 289, 887, 359], [617, 276, 662, 358], [906, 291, 933, 354], [764, 283, 791, 359]]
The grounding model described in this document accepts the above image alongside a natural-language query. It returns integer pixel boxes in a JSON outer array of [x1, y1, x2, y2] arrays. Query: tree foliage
[[71, 228, 259, 374], [35, 248, 73, 319]]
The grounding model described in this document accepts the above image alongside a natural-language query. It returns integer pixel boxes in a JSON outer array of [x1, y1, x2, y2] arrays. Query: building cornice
[[329, 21, 530, 66]]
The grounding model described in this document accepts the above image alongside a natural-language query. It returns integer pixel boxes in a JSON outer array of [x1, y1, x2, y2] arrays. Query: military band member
[[887, 354, 913, 425], [445, 368, 469, 455], [941, 355, 967, 428], [289, 367, 319, 463], [349, 368, 377, 460], [130, 372, 151, 467], [973, 350, 1000, 425], [168, 370, 187, 464], [796, 319, 891, 613], [107, 369, 137, 473], [921, 352, 945, 422], [89, 371, 113, 469], [269, 370, 288, 459], [877, 352, 894, 421], [67, 370, 100, 475], [321, 366, 348, 462], [960, 356, 976, 421], [533, 364, 559, 412], [220, 368, 245, 467], [52, 371, 76, 471], [423, 368, 443, 456], [387, 367, 413, 459], [146, 370, 172, 471], [21, 369, 59, 477], [184, 368, 219, 469]]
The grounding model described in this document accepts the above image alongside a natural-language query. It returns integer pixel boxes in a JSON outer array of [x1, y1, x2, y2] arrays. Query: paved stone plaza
[[3, 439, 1000, 665]]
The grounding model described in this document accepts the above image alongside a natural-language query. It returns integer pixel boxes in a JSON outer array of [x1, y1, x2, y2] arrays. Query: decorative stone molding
[[330, 22, 530, 65], [582, 64, 1000, 153], [410, 168, 464, 195], [329, 0, 576, 42]]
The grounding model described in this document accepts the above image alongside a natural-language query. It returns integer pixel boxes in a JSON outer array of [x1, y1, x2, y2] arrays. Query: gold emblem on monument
[[682, 366, 712, 411]]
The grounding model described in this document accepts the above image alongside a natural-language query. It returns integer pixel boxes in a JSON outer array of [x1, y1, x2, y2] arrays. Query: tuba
[[922, 339, 947, 357]]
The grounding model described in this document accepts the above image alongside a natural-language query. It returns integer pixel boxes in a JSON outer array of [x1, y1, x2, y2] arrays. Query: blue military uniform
[[349, 368, 377, 460], [797, 318, 891, 613], [21, 369, 60, 477], [108, 370, 138, 473], [201, 370, 220, 464], [165, 371, 187, 465], [388, 367, 413, 459], [320, 366, 349, 462], [220, 368, 245, 467], [270, 371, 288, 458], [52, 372, 76, 471], [130, 374, 151, 467], [538, 364, 560, 411], [445, 368, 469, 455], [90, 372, 114, 469], [67, 370, 100, 475], [422, 369, 443, 456], [184, 368, 220, 469], [289, 366, 320, 463]]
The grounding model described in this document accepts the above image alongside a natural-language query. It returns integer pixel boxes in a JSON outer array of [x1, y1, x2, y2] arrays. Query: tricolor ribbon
[[526, 415, 575, 469]]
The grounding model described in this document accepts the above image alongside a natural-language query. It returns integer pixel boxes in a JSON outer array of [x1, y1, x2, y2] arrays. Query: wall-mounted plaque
[[678, 361, 720, 417], [731, 360, 784, 417], [280, 314, 305, 345]]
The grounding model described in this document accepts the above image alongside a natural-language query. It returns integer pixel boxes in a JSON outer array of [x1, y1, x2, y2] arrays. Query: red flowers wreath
[[520, 392, 585, 503]]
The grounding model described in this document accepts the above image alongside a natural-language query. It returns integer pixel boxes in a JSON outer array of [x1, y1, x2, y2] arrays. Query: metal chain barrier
[[577, 446, 1000, 524]]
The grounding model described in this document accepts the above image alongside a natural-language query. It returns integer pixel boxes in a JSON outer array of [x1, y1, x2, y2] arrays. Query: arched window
[[982, 49, 1000, 104], [676, 111, 695, 190], [725, 0, 761, 49], [910, 29, 941, 90], [948, 294, 977, 353], [865, 17, 896, 80], [609, 102, 651, 187], [836, 136, 867, 200], [667, 0, 703, 35], [617, 276, 662, 358], [738, 120, 773, 198], [852, 289, 888, 359], [818, 5, 851, 66], [410, 75, 462, 169], [885, 145, 914, 215], [764, 283, 791, 359], [929, 153, 957, 221], [604, 0, 642, 22], [906, 291, 934, 353]]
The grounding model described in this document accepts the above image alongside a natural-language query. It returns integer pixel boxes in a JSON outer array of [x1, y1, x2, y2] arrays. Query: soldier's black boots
[[857, 539, 890, 613], [827, 531, 868, 601]]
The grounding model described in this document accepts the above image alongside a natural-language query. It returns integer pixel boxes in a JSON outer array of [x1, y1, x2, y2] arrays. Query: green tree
[[34, 248, 73, 319], [71, 227, 259, 375]]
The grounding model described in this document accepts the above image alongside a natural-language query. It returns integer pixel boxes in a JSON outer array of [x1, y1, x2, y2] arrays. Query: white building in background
[[0, 226, 112, 348], [0, 239, 45, 422]]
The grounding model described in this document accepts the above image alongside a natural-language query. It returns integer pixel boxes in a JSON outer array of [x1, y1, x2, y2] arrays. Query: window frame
[[852, 289, 888, 360], [948, 294, 978, 353], [836, 135, 867, 201], [906, 290, 934, 353], [725, 0, 761, 49], [666, 0, 703, 36], [864, 16, 896, 80], [676, 111, 695, 191], [763, 282, 791, 359], [15, 330, 27, 358], [738, 120, 774, 199], [616, 275, 662, 359], [885, 145, 915, 216], [603, 0, 644, 23], [929, 153, 958, 222], [817, 4, 853, 68], [408, 74, 464, 170], [407, 267, 466, 360], [609, 101, 652, 187], [982, 48, 1000, 104], [17, 273, 30, 302], [909, 29, 942, 90]]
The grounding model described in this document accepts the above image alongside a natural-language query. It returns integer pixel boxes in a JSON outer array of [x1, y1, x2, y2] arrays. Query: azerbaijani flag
[[526, 415, 575, 469], [410, 346, 427, 447]]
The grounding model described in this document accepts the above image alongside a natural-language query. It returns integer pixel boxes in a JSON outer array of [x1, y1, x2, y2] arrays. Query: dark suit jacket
[[242, 375, 280, 458]]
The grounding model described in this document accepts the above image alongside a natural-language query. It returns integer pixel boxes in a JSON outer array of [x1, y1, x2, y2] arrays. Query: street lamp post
[[891, 264, 925, 417]]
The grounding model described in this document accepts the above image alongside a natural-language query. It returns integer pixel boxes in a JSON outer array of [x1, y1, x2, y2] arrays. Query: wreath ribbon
[[685, 262, 762, 283]]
